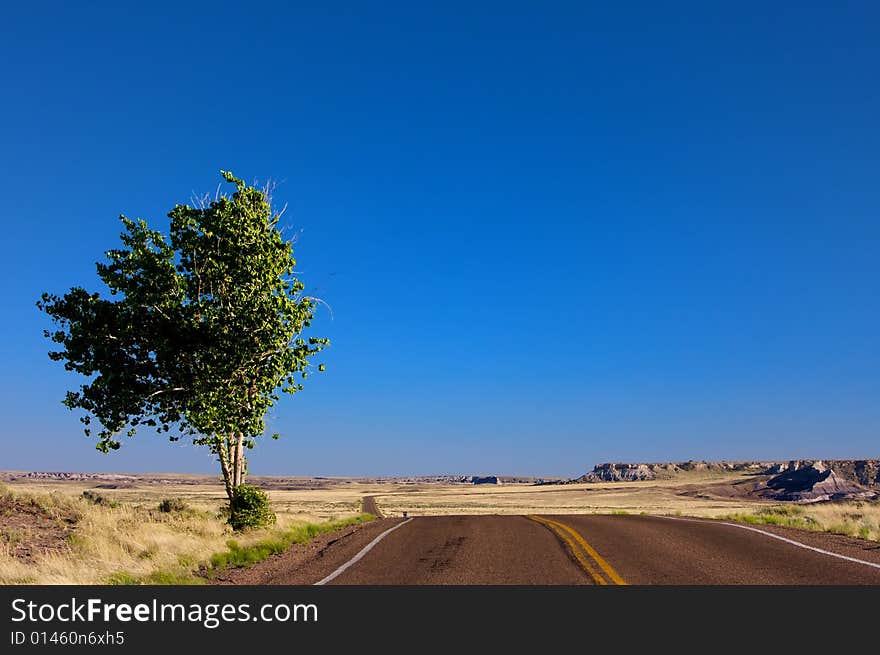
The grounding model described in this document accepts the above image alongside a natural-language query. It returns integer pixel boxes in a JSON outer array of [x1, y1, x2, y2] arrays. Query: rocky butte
[[573, 459, 880, 503]]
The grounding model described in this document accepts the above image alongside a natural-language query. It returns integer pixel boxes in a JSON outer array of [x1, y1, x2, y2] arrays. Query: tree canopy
[[38, 171, 328, 506]]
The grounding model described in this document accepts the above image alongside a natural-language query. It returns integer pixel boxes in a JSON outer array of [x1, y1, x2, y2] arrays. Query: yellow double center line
[[528, 516, 627, 585]]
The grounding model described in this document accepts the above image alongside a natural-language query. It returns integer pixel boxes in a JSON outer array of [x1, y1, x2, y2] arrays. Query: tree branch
[[145, 387, 186, 400]]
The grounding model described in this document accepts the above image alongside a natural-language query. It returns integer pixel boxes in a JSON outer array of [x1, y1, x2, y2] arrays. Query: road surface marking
[[658, 515, 880, 571], [530, 516, 606, 584], [314, 518, 413, 585], [529, 516, 627, 585], [545, 517, 628, 585]]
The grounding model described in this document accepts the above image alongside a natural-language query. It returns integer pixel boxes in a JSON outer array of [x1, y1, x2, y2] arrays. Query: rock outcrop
[[575, 460, 779, 483], [759, 460, 877, 502], [763, 459, 880, 488], [573, 459, 880, 502], [578, 463, 658, 482]]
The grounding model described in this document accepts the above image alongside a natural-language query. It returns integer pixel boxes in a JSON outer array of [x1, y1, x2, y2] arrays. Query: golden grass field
[[372, 474, 763, 517], [0, 475, 367, 585], [2, 471, 878, 584]]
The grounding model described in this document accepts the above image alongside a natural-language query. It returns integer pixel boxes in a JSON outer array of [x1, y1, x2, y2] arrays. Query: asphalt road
[[361, 496, 382, 518], [319, 513, 880, 585]]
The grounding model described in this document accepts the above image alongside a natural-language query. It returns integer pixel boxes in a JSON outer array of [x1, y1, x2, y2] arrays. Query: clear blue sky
[[1, 2, 878, 477]]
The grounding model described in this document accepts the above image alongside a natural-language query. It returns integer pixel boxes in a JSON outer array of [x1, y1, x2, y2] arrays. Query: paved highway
[[361, 496, 383, 518], [314, 512, 880, 585]]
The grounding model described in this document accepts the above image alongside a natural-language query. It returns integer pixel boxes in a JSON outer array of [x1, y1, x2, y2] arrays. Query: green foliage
[[227, 484, 276, 531], [724, 505, 820, 530], [37, 170, 329, 499], [140, 569, 206, 585], [158, 498, 189, 513], [106, 569, 205, 586], [209, 514, 374, 570]]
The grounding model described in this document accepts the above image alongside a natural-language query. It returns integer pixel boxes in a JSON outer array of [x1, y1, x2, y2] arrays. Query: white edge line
[[314, 518, 414, 585], [657, 515, 880, 571]]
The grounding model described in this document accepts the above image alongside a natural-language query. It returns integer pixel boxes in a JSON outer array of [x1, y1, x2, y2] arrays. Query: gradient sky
[[1, 2, 878, 477]]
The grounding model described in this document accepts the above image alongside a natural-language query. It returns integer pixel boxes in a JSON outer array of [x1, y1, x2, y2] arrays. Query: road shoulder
[[696, 517, 880, 566], [210, 517, 404, 585]]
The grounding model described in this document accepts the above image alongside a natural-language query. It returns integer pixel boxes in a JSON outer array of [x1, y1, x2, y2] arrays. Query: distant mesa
[[0, 471, 516, 486], [20, 472, 136, 481], [374, 475, 504, 485], [575, 460, 777, 482], [572, 459, 880, 503]]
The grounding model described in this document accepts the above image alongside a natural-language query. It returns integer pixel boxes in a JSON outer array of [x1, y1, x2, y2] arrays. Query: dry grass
[[0, 480, 364, 585], [725, 501, 880, 541], [371, 472, 769, 517], [5, 478, 365, 521]]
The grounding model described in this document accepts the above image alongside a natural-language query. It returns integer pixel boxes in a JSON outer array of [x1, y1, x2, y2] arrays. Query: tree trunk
[[217, 434, 235, 503], [217, 432, 247, 505], [232, 432, 245, 487]]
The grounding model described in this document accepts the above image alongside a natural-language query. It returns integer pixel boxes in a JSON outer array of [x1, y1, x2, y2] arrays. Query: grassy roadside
[[207, 514, 374, 572], [723, 502, 880, 541], [108, 514, 375, 585], [0, 482, 373, 585]]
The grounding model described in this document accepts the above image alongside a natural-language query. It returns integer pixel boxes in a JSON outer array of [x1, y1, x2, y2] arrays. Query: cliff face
[[577, 463, 658, 482], [576, 460, 779, 483], [762, 460, 880, 487], [575, 459, 880, 502]]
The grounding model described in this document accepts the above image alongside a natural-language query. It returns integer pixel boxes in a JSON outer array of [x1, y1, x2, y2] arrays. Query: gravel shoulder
[[210, 517, 403, 585]]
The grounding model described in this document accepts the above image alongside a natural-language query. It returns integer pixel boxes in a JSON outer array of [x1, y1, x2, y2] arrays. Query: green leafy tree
[[38, 171, 328, 524]]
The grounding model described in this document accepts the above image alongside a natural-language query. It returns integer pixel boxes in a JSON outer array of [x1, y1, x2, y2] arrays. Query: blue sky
[[1, 2, 878, 477]]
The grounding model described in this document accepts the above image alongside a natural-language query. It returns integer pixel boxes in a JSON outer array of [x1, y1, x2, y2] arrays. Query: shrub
[[227, 484, 276, 531], [158, 498, 189, 513], [81, 490, 119, 507]]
